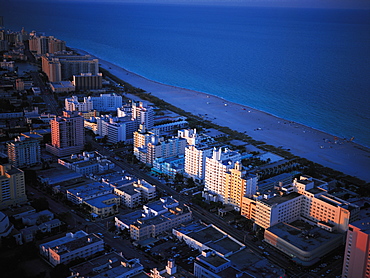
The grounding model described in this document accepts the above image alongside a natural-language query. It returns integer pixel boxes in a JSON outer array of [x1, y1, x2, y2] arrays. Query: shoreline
[[73, 48, 370, 183]]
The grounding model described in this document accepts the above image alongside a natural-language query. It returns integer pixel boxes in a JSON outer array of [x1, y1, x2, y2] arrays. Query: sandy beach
[[75, 49, 370, 183]]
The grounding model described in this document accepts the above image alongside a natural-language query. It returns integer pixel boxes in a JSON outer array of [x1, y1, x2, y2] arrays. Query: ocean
[[2, 1, 370, 147]]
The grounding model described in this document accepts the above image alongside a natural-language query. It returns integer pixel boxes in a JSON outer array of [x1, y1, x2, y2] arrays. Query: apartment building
[[134, 132, 187, 166], [130, 205, 192, 241], [114, 185, 141, 209], [87, 93, 122, 112], [84, 194, 120, 218], [66, 182, 113, 205], [7, 136, 41, 168], [0, 164, 27, 209], [65, 96, 93, 112], [184, 144, 213, 183], [73, 72, 102, 90], [46, 111, 85, 157], [342, 218, 370, 278], [42, 53, 98, 82], [39, 231, 104, 266], [131, 101, 154, 130]]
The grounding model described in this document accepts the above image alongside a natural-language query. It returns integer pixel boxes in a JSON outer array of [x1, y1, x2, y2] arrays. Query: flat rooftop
[[259, 192, 301, 206], [351, 217, 370, 234], [69, 251, 143, 278], [267, 221, 344, 251], [187, 225, 225, 244], [85, 194, 118, 208], [207, 236, 243, 256]]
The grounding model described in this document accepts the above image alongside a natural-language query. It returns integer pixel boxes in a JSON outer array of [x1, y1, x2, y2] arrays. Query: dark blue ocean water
[[2, 1, 370, 147]]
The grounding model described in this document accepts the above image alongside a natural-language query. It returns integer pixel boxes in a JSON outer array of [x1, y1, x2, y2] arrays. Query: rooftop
[[69, 252, 143, 278], [267, 221, 344, 251], [84, 194, 119, 209], [259, 192, 301, 206], [351, 217, 370, 234], [187, 225, 225, 244], [207, 236, 244, 256]]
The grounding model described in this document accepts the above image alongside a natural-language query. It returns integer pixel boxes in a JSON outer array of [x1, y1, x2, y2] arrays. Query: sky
[[9, 0, 370, 9]]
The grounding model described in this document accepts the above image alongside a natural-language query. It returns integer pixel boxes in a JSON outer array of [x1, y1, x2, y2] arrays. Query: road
[[29, 71, 61, 115]]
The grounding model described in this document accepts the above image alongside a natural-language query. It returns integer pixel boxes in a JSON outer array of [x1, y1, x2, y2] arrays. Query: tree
[[174, 173, 184, 184]]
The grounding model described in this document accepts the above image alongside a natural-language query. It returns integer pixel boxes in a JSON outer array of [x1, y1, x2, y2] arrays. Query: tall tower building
[[7, 136, 41, 168], [132, 101, 154, 130], [46, 111, 85, 157], [203, 147, 241, 203], [224, 162, 257, 210], [0, 164, 27, 209], [184, 144, 213, 183], [342, 218, 370, 278]]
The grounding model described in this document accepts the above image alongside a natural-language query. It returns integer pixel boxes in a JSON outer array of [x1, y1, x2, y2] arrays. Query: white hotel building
[[203, 147, 241, 203], [184, 144, 213, 183]]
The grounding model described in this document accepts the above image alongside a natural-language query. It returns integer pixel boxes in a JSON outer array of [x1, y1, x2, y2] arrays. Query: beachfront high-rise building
[[224, 162, 257, 211], [0, 164, 27, 209], [42, 56, 62, 82], [48, 36, 66, 54], [42, 53, 99, 82], [134, 127, 187, 166], [65, 96, 93, 112], [203, 147, 241, 203], [29, 35, 65, 55], [131, 101, 154, 130], [29, 35, 49, 55], [73, 73, 103, 91], [342, 218, 370, 278], [7, 136, 41, 168], [184, 144, 213, 183], [87, 93, 122, 112], [133, 126, 158, 149], [46, 111, 85, 157]]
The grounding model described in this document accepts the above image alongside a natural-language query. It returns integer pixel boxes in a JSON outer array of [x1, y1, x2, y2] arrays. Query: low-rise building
[[69, 252, 144, 278], [84, 193, 120, 218], [152, 155, 184, 178], [66, 182, 113, 205], [264, 221, 345, 266], [39, 231, 104, 266]]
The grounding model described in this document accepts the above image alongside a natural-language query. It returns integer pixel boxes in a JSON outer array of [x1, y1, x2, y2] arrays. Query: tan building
[[73, 73, 102, 91], [249, 176, 359, 232], [224, 162, 257, 211], [203, 147, 241, 203], [130, 205, 192, 241], [342, 218, 370, 278], [42, 53, 99, 82], [84, 194, 120, 219], [7, 136, 41, 168], [46, 111, 85, 157], [0, 164, 27, 209]]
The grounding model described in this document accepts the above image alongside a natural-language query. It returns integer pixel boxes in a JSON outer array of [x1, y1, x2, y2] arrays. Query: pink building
[[46, 111, 85, 157], [342, 218, 370, 278]]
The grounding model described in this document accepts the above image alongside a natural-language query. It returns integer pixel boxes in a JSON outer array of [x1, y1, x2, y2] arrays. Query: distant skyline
[[6, 0, 370, 9]]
